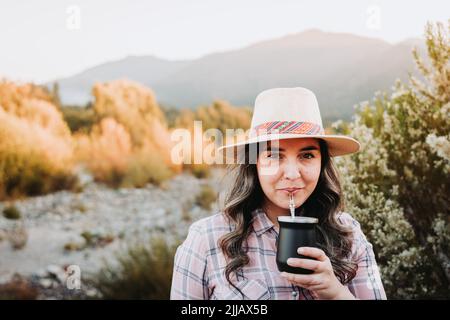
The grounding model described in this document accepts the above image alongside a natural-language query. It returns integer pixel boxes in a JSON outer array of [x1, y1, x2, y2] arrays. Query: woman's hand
[[280, 247, 355, 300]]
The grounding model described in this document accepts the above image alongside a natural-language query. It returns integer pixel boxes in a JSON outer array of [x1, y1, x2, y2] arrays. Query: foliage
[[333, 21, 450, 298], [195, 184, 217, 210], [90, 236, 179, 299], [0, 81, 78, 199], [75, 80, 180, 187], [2, 205, 21, 220]]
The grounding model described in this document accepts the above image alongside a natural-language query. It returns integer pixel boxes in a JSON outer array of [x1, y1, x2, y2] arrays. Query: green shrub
[[195, 184, 217, 210], [160, 104, 180, 129], [186, 163, 211, 179], [63, 241, 83, 252], [71, 201, 87, 213], [81, 230, 115, 248], [0, 149, 79, 199], [333, 21, 450, 298], [2, 205, 21, 220], [175, 100, 252, 134], [121, 150, 174, 188], [90, 236, 179, 299], [61, 105, 96, 134]]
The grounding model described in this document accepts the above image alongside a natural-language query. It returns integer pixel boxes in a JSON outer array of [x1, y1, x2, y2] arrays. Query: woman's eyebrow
[[299, 146, 319, 151]]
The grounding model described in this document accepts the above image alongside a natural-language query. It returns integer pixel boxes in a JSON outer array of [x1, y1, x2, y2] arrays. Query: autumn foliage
[[0, 81, 77, 199], [74, 79, 180, 187]]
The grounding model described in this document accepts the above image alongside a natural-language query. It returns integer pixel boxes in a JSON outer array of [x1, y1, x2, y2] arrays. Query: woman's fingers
[[281, 272, 320, 287], [287, 257, 321, 272], [297, 247, 328, 262], [281, 248, 333, 291]]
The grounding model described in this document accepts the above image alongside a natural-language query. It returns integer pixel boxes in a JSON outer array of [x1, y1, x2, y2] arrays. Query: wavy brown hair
[[218, 139, 358, 295]]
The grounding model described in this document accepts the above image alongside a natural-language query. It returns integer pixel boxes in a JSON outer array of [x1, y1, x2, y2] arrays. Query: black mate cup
[[276, 216, 318, 274]]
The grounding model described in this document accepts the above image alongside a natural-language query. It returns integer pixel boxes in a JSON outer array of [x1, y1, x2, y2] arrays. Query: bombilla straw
[[289, 193, 295, 218]]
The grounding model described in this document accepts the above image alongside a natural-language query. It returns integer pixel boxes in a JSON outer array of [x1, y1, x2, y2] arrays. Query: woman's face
[[256, 138, 322, 216]]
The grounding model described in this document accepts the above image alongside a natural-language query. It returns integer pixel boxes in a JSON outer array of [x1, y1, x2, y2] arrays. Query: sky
[[0, 0, 448, 83]]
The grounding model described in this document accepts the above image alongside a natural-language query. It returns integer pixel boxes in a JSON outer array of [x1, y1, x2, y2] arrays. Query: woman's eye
[[301, 153, 315, 159], [267, 153, 280, 159]]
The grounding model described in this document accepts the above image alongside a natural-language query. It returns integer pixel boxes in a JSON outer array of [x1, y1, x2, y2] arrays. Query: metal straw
[[289, 193, 295, 218]]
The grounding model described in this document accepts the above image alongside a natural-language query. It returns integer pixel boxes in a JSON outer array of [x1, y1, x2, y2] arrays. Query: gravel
[[0, 168, 228, 298]]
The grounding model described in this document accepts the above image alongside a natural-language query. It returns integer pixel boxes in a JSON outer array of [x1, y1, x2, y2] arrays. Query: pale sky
[[0, 0, 448, 83]]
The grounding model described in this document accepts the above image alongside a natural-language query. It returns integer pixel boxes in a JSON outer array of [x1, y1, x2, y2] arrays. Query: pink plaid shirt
[[170, 208, 387, 300]]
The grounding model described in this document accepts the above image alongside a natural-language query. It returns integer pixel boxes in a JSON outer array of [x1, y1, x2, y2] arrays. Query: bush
[[160, 104, 180, 129], [195, 184, 217, 210], [61, 104, 96, 134], [75, 118, 132, 188], [92, 79, 166, 147], [90, 236, 179, 299], [0, 81, 78, 199], [75, 80, 181, 188], [0, 145, 78, 198], [121, 148, 174, 188], [0, 275, 38, 300], [76, 118, 174, 188], [173, 101, 252, 168], [175, 100, 252, 134], [187, 163, 211, 179], [8, 222, 28, 250], [81, 230, 115, 248], [2, 205, 21, 220], [333, 21, 450, 298]]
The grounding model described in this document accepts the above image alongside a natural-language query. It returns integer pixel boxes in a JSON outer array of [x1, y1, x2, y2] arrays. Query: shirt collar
[[251, 208, 276, 237]]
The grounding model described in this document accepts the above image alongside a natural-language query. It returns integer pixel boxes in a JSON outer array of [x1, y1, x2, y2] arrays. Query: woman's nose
[[283, 161, 301, 180]]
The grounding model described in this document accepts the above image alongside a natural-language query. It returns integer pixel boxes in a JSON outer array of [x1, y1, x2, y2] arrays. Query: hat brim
[[217, 133, 360, 157]]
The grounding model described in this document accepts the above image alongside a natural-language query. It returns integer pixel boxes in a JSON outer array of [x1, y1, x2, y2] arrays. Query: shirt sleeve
[[170, 221, 210, 300], [344, 216, 387, 300]]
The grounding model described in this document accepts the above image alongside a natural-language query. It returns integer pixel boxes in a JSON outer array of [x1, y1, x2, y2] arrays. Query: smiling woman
[[257, 138, 322, 221], [170, 87, 386, 300]]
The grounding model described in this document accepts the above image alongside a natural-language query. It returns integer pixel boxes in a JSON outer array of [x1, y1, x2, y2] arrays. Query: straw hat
[[217, 87, 360, 157]]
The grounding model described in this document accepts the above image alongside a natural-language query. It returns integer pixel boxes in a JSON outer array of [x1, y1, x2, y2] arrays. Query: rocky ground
[[0, 168, 228, 299]]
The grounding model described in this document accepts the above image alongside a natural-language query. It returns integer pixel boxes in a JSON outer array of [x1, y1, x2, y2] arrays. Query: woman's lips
[[278, 188, 302, 195]]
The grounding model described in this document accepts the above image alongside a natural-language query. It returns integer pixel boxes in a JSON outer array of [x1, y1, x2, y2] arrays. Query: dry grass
[[75, 80, 181, 188], [89, 236, 179, 299], [0, 275, 38, 300], [195, 184, 217, 210], [0, 81, 77, 199]]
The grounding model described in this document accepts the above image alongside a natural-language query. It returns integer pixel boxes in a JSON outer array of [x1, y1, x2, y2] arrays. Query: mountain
[[54, 55, 190, 107], [52, 29, 425, 124]]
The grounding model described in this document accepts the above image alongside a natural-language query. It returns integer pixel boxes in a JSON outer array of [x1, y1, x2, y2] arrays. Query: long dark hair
[[218, 139, 357, 294]]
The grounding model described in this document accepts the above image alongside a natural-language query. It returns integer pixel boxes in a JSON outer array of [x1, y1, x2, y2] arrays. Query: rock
[[39, 278, 53, 289], [46, 265, 66, 283], [86, 288, 100, 298], [46, 264, 61, 274], [152, 208, 166, 218], [0, 168, 221, 299], [9, 223, 28, 250]]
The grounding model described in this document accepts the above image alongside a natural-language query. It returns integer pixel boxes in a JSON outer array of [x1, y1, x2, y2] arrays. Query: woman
[[170, 87, 386, 300]]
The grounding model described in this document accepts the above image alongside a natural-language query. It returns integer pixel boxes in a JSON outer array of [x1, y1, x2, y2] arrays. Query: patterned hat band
[[253, 121, 324, 136]]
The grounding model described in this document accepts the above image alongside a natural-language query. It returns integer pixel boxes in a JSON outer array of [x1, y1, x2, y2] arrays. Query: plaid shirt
[[170, 208, 387, 300]]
